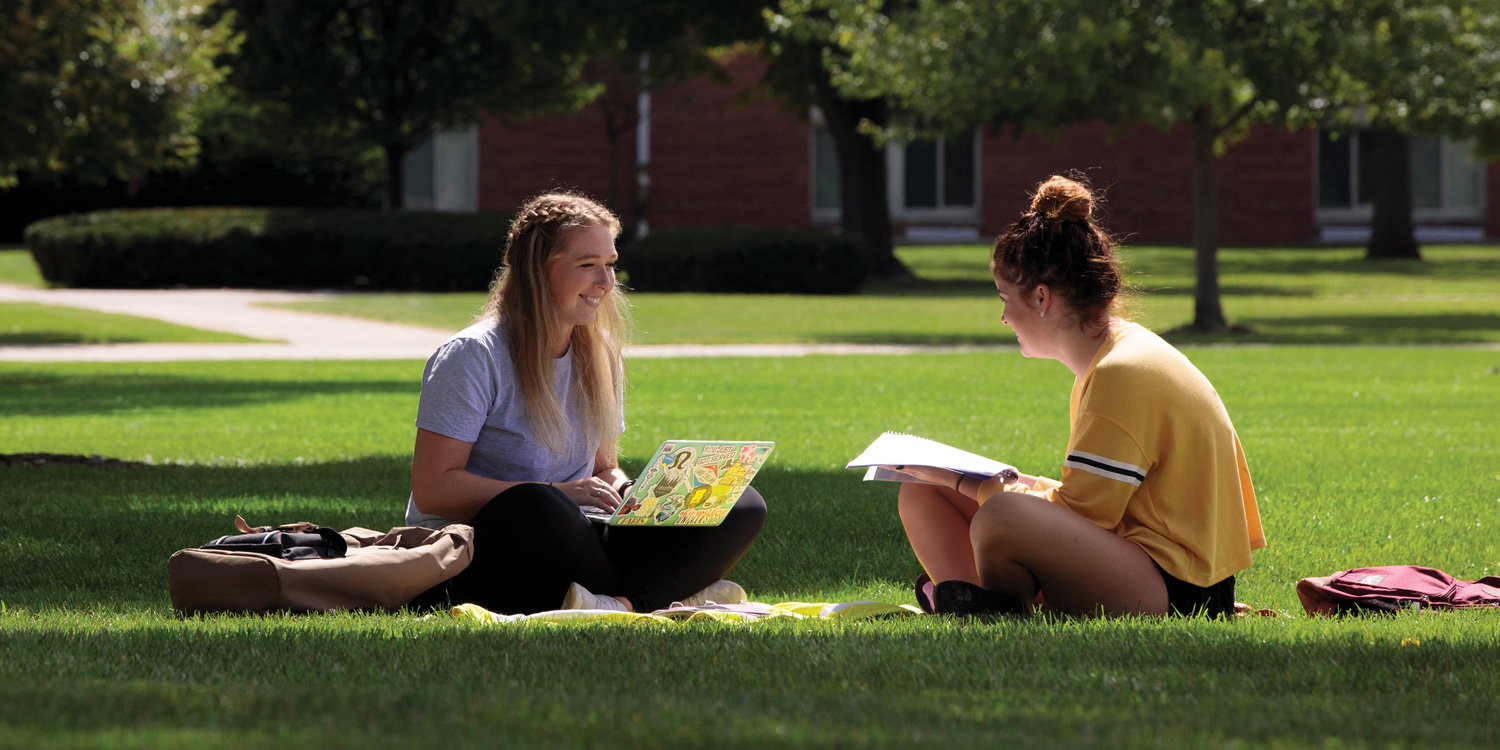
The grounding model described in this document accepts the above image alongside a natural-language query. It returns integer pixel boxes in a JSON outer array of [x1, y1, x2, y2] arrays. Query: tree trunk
[[382, 143, 406, 210], [808, 60, 907, 279], [1366, 128, 1422, 260], [604, 125, 621, 214], [586, 57, 638, 218], [1189, 111, 1226, 331]]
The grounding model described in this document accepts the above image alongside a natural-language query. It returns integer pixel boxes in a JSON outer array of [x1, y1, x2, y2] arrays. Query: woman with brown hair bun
[[405, 191, 765, 615], [892, 175, 1264, 618]]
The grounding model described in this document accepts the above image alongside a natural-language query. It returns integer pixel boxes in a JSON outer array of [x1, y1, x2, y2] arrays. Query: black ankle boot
[[932, 580, 1026, 617], [914, 573, 936, 614]]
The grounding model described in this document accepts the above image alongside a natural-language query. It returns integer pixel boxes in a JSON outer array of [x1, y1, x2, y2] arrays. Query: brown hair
[[481, 192, 628, 462], [989, 175, 1126, 325]]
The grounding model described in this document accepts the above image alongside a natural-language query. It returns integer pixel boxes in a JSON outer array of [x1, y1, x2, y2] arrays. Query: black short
[[1154, 561, 1236, 619]]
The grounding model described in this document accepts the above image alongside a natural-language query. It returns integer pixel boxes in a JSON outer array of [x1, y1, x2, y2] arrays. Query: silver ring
[[592, 489, 601, 497]]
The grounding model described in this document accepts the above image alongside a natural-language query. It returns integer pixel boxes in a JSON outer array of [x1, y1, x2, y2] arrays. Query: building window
[[810, 120, 980, 225], [898, 135, 976, 212], [1317, 129, 1482, 221], [812, 127, 841, 213], [403, 125, 479, 211]]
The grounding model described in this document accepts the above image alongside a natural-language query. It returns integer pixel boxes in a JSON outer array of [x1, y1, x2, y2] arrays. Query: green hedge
[[622, 226, 870, 294], [23, 208, 512, 290]]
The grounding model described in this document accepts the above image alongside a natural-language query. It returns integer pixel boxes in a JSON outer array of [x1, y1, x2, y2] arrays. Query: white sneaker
[[560, 582, 627, 611], [677, 580, 747, 607]]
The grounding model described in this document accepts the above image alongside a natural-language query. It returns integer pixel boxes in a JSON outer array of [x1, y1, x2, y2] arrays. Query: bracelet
[[618, 480, 635, 495], [954, 474, 963, 493]]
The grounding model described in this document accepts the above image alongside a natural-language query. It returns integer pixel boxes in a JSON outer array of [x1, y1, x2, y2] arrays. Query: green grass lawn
[[0, 248, 263, 344], [3, 349, 1498, 748], [272, 244, 1500, 345], [0, 245, 46, 287], [0, 301, 262, 345]]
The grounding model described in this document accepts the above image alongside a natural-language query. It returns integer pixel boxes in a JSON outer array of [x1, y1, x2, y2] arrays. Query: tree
[[819, 0, 1377, 331], [576, 1, 766, 234], [210, 0, 600, 209], [142, 86, 385, 208], [765, 1, 907, 278], [1314, 1, 1500, 261], [0, 0, 235, 187], [575, 2, 910, 276]]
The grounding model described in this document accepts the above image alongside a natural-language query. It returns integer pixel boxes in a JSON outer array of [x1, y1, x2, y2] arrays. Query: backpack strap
[[235, 514, 318, 534]]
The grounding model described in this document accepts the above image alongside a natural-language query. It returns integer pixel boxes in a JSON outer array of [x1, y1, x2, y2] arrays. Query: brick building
[[404, 53, 1499, 245]]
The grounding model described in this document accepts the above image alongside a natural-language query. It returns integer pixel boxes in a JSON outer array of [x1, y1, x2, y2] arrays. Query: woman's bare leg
[[898, 482, 982, 585], [970, 491, 1168, 616]]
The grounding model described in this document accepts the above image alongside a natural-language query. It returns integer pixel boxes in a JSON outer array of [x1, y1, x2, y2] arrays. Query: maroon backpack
[[1297, 565, 1500, 616]]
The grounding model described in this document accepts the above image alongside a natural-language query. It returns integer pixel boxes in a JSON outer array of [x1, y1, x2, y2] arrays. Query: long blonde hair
[[482, 192, 628, 463]]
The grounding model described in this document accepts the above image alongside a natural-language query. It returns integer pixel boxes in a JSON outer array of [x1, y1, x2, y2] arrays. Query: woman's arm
[[411, 429, 622, 520], [883, 465, 1041, 503], [411, 429, 525, 522], [593, 450, 631, 495]]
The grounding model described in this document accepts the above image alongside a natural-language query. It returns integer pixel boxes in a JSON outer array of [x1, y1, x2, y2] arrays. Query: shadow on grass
[[0, 371, 418, 417], [1134, 284, 1317, 297], [0, 460, 909, 611], [0, 456, 412, 609], [1127, 249, 1500, 281], [0, 332, 157, 345], [804, 332, 1016, 346], [1163, 312, 1500, 345], [860, 277, 1320, 299], [861, 277, 997, 298], [2, 611, 1497, 747]]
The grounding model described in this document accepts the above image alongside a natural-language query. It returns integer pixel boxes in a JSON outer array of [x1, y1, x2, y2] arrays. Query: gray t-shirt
[[405, 320, 598, 527]]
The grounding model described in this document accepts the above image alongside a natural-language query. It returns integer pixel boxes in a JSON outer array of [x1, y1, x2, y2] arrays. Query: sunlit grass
[[2, 351, 1499, 746], [0, 246, 45, 287], [0, 302, 262, 345], [270, 244, 1500, 345], [4, 296, 1500, 746]]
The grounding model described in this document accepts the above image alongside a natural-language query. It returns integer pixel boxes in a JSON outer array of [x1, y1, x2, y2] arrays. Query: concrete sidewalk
[[0, 286, 453, 362], [0, 285, 1015, 362]]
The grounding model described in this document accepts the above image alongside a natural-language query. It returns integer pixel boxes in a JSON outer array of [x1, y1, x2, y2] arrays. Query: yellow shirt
[[992, 321, 1265, 587]]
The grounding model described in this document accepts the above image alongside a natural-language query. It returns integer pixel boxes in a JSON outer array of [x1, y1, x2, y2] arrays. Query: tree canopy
[[1309, 1, 1500, 260], [210, 0, 604, 208], [823, 0, 1376, 329], [0, 0, 235, 188], [815, 0, 1499, 328]]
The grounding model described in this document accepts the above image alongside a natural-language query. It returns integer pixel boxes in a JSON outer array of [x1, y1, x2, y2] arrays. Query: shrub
[[23, 208, 512, 291], [622, 226, 869, 294]]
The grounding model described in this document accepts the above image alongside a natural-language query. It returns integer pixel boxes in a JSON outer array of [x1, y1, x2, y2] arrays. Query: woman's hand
[[882, 465, 964, 490], [551, 476, 623, 512]]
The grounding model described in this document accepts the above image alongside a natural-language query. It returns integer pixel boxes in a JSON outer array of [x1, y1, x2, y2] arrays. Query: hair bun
[[1029, 175, 1092, 223]]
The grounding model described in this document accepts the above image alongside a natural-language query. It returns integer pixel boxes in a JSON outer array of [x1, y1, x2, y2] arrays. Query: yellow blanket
[[451, 600, 923, 625]]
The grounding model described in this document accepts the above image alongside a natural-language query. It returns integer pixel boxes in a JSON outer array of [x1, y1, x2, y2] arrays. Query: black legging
[[445, 482, 767, 614]]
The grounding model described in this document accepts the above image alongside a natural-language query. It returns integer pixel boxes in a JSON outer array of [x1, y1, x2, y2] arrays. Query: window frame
[[809, 110, 842, 225], [809, 112, 982, 226], [403, 124, 480, 212], [887, 131, 982, 223], [1314, 128, 1484, 226]]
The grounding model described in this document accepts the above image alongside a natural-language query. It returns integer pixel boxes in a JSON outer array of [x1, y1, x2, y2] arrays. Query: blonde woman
[[407, 192, 764, 614]]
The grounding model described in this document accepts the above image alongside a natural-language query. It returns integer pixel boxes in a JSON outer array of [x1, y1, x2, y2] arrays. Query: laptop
[[583, 440, 774, 527]]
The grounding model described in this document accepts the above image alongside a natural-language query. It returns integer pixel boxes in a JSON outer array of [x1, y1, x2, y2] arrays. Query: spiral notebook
[[845, 432, 1017, 485], [583, 440, 774, 527]]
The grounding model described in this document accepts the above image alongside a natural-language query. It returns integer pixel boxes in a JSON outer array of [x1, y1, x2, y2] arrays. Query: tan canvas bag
[[169, 524, 474, 615]]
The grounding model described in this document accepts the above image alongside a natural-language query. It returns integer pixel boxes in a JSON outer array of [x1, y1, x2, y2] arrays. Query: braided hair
[[482, 192, 628, 462], [990, 175, 1127, 326]]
